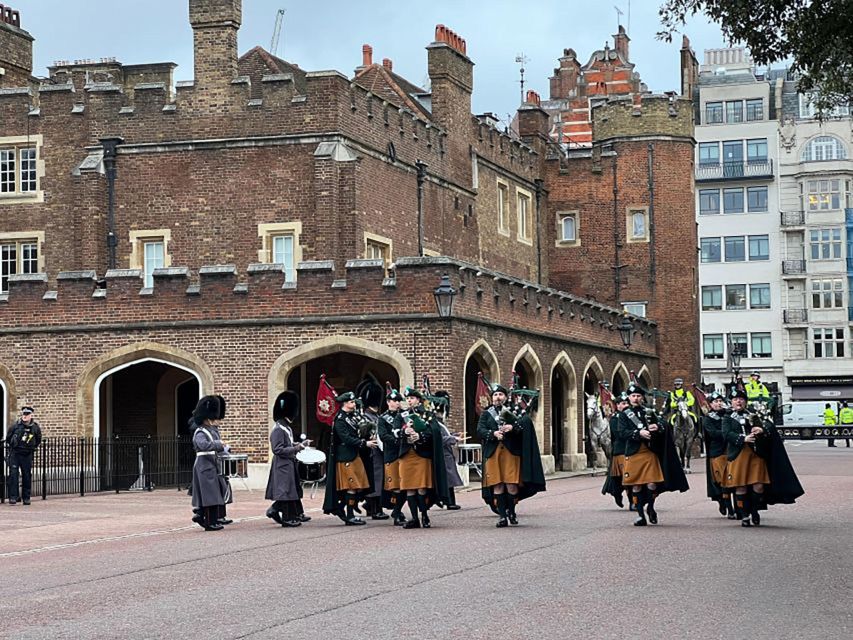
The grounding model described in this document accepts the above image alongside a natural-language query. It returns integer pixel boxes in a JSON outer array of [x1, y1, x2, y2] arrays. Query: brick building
[[0, 1, 693, 477]]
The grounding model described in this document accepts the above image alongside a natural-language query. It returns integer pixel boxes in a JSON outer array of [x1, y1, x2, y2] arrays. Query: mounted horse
[[585, 392, 612, 468], [671, 396, 700, 472]]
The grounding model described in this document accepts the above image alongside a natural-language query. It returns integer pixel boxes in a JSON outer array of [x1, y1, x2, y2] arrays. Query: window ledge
[[555, 239, 580, 248], [0, 192, 42, 204], [516, 236, 534, 246]]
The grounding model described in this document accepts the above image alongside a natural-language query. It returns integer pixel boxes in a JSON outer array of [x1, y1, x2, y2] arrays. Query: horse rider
[[722, 388, 804, 527], [745, 371, 770, 404], [668, 378, 697, 426], [825, 402, 840, 448]]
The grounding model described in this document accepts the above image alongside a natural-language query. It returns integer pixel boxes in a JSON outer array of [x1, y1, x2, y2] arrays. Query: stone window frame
[[0, 135, 45, 204], [364, 231, 393, 273], [516, 187, 533, 246], [625, 206, 649, 243], [555, 210, 580, 247], [129, 229, 172, 288], [0, 230, 45, 294], [258, 221, 303, 283], [496, 178, 511, 237]]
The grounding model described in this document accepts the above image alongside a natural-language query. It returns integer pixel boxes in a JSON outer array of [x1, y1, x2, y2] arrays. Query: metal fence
[[1, 436, 195, 502]]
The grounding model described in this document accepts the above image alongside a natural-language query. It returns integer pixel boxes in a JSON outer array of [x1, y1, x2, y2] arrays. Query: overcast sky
[[13, 1, 730, 125]]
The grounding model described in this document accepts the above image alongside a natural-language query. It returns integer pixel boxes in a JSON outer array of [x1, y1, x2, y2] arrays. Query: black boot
[[717, 497, 728, 516], [281, 501, 301, 527], [403, 495, 421, 529], [632, 491, 647, 526], [722, 493, 736, 519], [495, 493, 509, 528], [371, 497, 389, 520], [417, 494, 431, 528], [446, 487, 461, 510], [751, 490, 764, 526], [203, 507, 223, 531], [345, 498, 365, 525], [266, 505, 283, 525], [217, 504, 233, 526], [736, 494, 752, 527], [614, 491, 624, 509], [646, 489, 658, 525], [390, 494, 406, 526], [507, 494, 518, 525]]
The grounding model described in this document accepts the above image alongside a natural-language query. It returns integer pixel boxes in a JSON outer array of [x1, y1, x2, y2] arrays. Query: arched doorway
[[0, 363, 16, 439], [462, 339, 500, 443], [513, 345, 547, 470], [638, 366, 652, 392], [582, 356, 605, 468], [269, 336, 412, 455], [611, 363, 630, 396], [550, 353, 582, 470]]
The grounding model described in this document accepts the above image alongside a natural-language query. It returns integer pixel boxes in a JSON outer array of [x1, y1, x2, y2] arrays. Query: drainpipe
[[415, 160, 428, 257], [534, 178, 544, 285], [100, 137, 124, 270], [647, 143, 657, 289]]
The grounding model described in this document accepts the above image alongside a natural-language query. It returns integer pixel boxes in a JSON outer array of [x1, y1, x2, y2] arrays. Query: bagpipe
[[498, 371, 540, 428]]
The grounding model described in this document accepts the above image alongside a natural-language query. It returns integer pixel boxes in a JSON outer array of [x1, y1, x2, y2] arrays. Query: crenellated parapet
[[592, 93, 694, 143]]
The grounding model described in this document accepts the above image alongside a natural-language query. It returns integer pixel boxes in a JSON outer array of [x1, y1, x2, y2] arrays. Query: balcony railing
[[782, 259, 807, 275], [696, 159, 774, 182], [783, 308, 808, 324], [781, 210, 805, 226]]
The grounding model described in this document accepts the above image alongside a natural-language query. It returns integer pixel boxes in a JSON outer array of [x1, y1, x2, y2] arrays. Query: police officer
[[6, 406, 42, 505], [825, 402, 840, 448], [832, 401, 852, 448], [668, 378, 697, 425], [745, 371, 770, 403]]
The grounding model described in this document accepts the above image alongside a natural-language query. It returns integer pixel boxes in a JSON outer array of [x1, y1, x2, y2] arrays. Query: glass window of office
[[749, 284, 771, 309], [809, 228, 842, 260], [746, 138, 768, 163], [723, 188, 744, 213], [699, 189, 720, 215], [726, 100, 743, 123], [746, 99, 764, 121], [751, 333, 772, 358], [811, 278, 843, 308], [705, 102, 723, 124], [731, 333, 748, 357], [725, 236, 746, 261], [700, 237, 721, 263], [698, 142, 719, 166], [702, 285, 723, 311], [703, 334, 724, 359], [747, 186, 768, 212], [748, 235, 770, 261], [814, 328, 845, 358], [801, 136, 848, 162], [806, 179, 842, 210], [725, 284, 747, 310]]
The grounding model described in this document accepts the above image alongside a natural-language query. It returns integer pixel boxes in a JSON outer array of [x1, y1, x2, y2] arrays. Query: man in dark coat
[[722, 388, 804, 527], [396, 387, 449, 529], [601, 393, 629, 509], [191, 395, 228, 531], [477, 384, 546, 528], [266, 391, 310, 527], [702, 391, 735, 519], [618, 383, 689, 526], [433, 390, 464, 510], [322, 391, 379, 525], [6, 406, 42, 506], [358, 382, 389, 520], [378, 388, 406, 525]]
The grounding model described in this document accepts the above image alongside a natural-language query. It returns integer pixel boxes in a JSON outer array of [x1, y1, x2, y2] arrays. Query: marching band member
[[702, 391, 735, 519], [477, 383, 546, 528], [379, 388, 406, 525], [601, 392, 630, 509], [723, 389, 804, 527], [618, 383, 688, 526], [322, 391, 378, 525], [190, 395, 229, 531], [396, 387, 448, 529], [432, 390, 464, 510], [358, 382, 389, 520], [265, 391, 310, 527]]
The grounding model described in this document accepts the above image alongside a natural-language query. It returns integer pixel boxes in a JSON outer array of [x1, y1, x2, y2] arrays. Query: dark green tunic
[[702, 411, 726, 500], [602, 412, 625, 498], [322, 409, 373, 514], [617, 405, 689, 494]]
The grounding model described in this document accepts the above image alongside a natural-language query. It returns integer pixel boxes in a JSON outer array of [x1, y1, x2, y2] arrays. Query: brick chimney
[[0, 4, 34, 88], [362, 44, 373, 67], [517, 90, 549, 150], [613, 24, 630, 61], [427, 24, 473, 133], [680, 35, 699, 98], [382, 58, 393, 72], [188, 0, 242, 89], [549, 48, 580, 100]]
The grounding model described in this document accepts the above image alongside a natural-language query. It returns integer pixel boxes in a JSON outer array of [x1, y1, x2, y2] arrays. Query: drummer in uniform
[[322, 391, 379, 525], [190, 395, 228, 531], [265, 391, 311, 527], [601, 392, 630, 509], [433, 390, 464, 510], [379, 388, 406, 525], [702, 391, 735, 519]]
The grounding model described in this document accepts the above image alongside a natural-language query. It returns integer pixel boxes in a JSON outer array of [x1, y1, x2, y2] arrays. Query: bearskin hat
[[356, 380, 384, 409], [193, 395, 222, 423], [273, 390, 300, 422]]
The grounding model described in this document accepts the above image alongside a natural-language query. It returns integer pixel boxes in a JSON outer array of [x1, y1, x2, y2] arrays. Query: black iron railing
[[782, 259, 807, 275], [781, 210, 805, 226], [696, 159, 774, 182], [1, 435, 195, 502], [783, 308, 808, 323]]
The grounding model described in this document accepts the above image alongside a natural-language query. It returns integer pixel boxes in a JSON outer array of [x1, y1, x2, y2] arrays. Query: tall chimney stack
[[0, 4, 34, 88], [427, 24, 473, 133], [188, 0, 242, 92], [613, 24, 630, 61]]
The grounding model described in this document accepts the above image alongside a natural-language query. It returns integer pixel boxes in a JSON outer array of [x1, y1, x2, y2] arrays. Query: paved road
[[1, 443, 851, 639]]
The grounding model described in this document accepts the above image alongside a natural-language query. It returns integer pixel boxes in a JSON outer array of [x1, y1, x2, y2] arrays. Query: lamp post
[[433, 274, 457, 319], [618, 312, 634, 349]]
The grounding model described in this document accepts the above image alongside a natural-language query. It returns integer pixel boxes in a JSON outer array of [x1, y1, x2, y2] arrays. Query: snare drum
[[296, 447, 326, 482], [218, 453, 249, 479]]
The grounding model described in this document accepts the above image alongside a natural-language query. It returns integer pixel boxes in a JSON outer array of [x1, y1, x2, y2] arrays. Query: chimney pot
[[362, 44, 373, 67], [382, 58, 392, 71], [526, 90, 541, 106]]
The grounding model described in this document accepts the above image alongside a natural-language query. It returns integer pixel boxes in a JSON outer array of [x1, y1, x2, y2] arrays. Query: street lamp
[[618, 311, 634, 349], [433, 274, 457, 318]]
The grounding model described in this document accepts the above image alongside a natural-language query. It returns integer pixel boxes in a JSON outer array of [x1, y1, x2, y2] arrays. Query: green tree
[[658, 0, 853, 114]]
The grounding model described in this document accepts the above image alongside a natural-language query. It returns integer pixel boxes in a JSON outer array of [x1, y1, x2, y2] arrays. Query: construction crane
[[270, 9, 285, 56]]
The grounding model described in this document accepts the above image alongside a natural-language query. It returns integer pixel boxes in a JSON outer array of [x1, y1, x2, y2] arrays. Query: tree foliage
[[658, 0, 853, 114]]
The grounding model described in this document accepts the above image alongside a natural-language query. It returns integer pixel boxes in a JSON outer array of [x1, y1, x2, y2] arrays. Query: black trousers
[[7, 451, 34, 501]]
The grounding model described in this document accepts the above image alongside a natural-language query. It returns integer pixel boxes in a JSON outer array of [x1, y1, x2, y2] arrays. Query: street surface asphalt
[[0, 441, 851, 639]]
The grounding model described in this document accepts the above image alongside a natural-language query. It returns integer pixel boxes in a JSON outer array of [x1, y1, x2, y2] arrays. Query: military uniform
[[722, 389, 804, 527], [601, 393, 629, 508], [5, 408, 41, 505], [701, 392, 735, 518], [322, 391, 374, 526], [618, 383, 689, 526], [357, 382, 388, 520], [265, 391, 307, 527], [433, 390, 464, 511], [190, 395, 228, 531], [378, 389, 406, 525]]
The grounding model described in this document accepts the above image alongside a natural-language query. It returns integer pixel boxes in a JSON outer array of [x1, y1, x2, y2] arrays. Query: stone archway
[[77, 342, 214, 438], [0, 362, 17, 439], [462, 339, 501, 442], [582, 356, 606, 468], [550, 352, 584, 471], [638, 365, 653, 391], [611, 362, 630, 395], [512, 344, 550, 473]]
